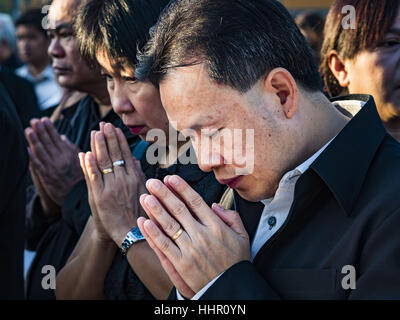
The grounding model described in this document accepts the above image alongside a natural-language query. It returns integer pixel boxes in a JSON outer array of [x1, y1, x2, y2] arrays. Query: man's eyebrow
[[53, 22, 73, 33]]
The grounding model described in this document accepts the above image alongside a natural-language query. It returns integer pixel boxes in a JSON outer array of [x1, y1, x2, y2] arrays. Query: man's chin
[[235, 188, 264, 203], [57, 77, 80, 90]]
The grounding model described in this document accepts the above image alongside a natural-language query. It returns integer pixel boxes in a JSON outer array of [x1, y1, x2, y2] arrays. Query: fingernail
[[150, 179, 161, 190], [213, 203, 225, 211], [139, 194, 148, 203], [105, 123, 113, 133], [144, 220, 155, 232], [170, 176, 180, 186], [146, 196, 157, 208]]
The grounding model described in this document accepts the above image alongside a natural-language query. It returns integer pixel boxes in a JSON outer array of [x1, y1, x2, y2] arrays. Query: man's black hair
[[16, 8, 48, 37], [136, 0, 323, 93], [74, 0, 171, 72]]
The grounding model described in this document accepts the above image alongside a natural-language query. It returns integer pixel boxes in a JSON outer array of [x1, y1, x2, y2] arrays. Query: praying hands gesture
[[138, 175, 251, 297], [57, 123, 194, 299], [79, 122, 148, 245], [25, 118, 83, 216]]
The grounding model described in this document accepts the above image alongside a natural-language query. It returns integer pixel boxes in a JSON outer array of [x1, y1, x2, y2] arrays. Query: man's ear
[[263, 68, 298, 119], [328, 50, 350, 88]]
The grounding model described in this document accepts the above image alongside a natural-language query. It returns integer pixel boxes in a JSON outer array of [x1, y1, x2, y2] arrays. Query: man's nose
[[197, 148, 224, 173], [18, 39, 27, 47], [48, 38, 65, 58]]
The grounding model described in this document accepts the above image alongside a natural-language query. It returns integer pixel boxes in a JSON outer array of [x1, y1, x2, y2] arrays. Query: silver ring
[[113, 160, 125, 168]]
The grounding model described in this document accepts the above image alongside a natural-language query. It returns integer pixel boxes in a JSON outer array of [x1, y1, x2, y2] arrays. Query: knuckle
[[44, 140, 53, 150], [159, 238, 170, 252], [188, 195, 203, 209], [172, 202, 187, 217], [90, 171, 102, 181], [164, 222, 179, 235], [98, 159, 110, 169]]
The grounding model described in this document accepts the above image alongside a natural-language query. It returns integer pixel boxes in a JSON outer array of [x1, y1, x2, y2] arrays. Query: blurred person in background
[[16, 8, 63, 115], [0, 13, 21, 70], [321, 0, 400, 140], [296, 10, 326, 66], [0, 12, 40, 128], [24, 0, 138, 300]]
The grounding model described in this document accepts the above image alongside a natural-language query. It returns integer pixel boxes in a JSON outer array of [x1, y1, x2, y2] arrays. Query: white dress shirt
[[16, 64, 63, 110]]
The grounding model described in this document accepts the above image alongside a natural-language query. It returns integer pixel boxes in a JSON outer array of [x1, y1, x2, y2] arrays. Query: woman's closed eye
[[123, 76, 137, 84]]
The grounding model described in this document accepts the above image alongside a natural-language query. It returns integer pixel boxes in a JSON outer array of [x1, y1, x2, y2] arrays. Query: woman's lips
[[128, 126, 146, 135]]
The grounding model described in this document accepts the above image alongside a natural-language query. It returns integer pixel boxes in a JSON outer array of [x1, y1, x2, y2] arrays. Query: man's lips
[[128, 126, 146, 135], [53, 66, 73, 75], [218, 176, 243, 188], [53, 68, 72, 75]]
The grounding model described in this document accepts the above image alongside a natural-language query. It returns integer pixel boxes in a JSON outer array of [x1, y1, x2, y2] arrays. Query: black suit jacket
[[0, 67, 40, 128], [174, 94, 400, 300], [0, 83, 28, 299]]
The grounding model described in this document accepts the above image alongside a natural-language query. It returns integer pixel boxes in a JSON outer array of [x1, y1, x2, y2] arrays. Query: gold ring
[[172, 227, 184, 241], [102, 167, 113, 175]]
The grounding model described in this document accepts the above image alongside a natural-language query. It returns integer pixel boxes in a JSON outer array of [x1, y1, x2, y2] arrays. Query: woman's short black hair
[[74, 0, 171, 72], [136, 0, 323, 93]]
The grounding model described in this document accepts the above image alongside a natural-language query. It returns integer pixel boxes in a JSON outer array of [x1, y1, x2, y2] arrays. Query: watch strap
[[120, 226, 145, 256]]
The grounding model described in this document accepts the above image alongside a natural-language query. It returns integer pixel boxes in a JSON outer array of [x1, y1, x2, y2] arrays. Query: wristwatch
[[120, 226, 145, 256]]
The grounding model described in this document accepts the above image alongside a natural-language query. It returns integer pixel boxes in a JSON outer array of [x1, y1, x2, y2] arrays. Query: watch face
[[131, 226, 144, 240]]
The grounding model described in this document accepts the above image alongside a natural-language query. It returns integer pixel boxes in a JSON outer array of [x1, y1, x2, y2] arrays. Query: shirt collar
[[40, 65, 56, 80], [16, 64, 54, 82], [310, 94, 386, 216], [260, 136, 335, 207]]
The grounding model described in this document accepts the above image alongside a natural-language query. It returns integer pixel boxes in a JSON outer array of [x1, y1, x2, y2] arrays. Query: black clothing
[[1, 54, 22, 71], [25, 96, 139, 300], [40, 105, 57, 118], [0, 67, 40, 128], [194, 95, 400, 300], [104, 147, 226, 300], [0, 83, 28, 299]]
